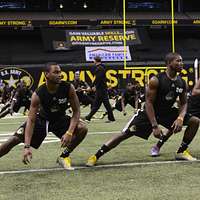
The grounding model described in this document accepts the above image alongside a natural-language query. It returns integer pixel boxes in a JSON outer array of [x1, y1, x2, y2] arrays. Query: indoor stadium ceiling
[[0, 1, 198, 12]]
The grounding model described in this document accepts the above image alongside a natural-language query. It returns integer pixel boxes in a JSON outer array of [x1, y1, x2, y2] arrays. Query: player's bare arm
[[145, 76, 158, 126], [145, 76, 162, 138], [23, 92, 40, 164]]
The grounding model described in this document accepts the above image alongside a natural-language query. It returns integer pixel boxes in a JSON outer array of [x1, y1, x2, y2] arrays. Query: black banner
[[0, 63, 196, 91], [65, 29, 141, 46], [0, 19, 199, 28]]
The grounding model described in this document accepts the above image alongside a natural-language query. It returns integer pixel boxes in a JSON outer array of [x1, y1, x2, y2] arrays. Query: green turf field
[[0, 107, 200, 200]]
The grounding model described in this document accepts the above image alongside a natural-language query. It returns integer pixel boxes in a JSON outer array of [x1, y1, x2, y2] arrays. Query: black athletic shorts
[[14, 115, 71, 149], [187, 109, 200, 119], [122, 107, 192, 140]]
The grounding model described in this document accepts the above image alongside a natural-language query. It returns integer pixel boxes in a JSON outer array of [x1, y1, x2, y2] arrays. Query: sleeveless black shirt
[[188, 94, 200, 113], [35, 81, 71, 121], [153, 72, 186, 113]]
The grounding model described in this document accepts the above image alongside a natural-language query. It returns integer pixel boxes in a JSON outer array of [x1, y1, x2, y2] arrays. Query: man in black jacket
[[85, 56, 115, 122]]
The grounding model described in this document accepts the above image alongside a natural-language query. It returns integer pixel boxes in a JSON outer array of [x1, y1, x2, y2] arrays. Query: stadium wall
[[0, 62, 196, 91]]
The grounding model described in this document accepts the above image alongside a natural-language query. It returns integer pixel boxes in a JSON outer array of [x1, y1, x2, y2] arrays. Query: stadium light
[[194, 58, 199, 84], [83, 2, 87, 9]]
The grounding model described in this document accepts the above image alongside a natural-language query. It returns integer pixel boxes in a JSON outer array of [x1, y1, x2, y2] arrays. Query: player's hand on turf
[[61, 134, 72, 147], [23, 148, 32, 165], [152, 126, 162, 139], [171, 118, 183, 133]]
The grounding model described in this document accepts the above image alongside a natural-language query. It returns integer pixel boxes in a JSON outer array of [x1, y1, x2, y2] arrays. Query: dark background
[[0, 0, 199, 65]]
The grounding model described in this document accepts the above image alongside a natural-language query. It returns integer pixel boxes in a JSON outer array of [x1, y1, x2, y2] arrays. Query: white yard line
[[0, 160, 199, 175], [0, 122, 24, 125]]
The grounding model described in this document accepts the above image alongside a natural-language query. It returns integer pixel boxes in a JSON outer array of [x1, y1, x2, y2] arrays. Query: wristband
[[24, 144, 30, 149], [152, 125, 158, 129], [177, 116, 184, 122], [66, 131, 73, 136]]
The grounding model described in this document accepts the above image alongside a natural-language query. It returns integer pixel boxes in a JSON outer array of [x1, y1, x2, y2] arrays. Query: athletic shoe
[[150, 145, 160, 157], [86, 155, 97, 167], [83, 116, 91, 122], [175, 149, 197, 161], [56, 156, 74, 170]]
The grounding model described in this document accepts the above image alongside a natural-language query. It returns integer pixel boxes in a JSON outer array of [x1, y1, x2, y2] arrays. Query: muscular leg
[[57, 120, 88, 169], [67, 120, 88, 151], [0, 135, 21, 157], [93, 130, 133, 160], [151, 116, 199, 158], [150, 129, 173, 157], [60, 120, 88, 158], [86, 130, 134, 167], [177, 116, 199, 153], [153, 129, 173, 148]]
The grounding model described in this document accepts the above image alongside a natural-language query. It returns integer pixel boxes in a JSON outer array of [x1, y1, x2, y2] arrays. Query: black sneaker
[[83, 116, 91, 122]]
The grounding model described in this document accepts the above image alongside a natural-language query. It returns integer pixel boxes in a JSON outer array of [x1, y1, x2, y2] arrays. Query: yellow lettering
[[38, 72, 46, 87], [79, 71, 85, 81], [98, 36, 104, 41], [100, 20, 113, 25], [114, 20, 131, 25], [70, 36, 76, 41], [61, 71, 67, 81], [90, 36, 96, 41], [151, 19, 178, 25], [8, 21, 26, 26], [86, 71, 96, 83], [49, 20, 77, 25], [0, 21, 6, 25], [36, 67, 193, 91], [106, 70, 118, 87], [118, 70, 131, 79], [132, 70, 145, 86], [68, 71, 74, 81], [193, 20, 200, 24]]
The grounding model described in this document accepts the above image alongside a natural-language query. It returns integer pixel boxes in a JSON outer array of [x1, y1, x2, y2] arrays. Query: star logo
[[4, 75, 18, 88], [0, 67, 34, 89]]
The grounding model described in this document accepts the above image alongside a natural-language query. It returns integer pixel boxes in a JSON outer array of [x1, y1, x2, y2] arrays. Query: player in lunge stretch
[[0, 62, 88, 170], [150, 76, 200, 157], [86, 52, 199, 166]]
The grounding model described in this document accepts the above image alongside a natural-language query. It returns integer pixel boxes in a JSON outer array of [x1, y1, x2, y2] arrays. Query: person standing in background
[[85, 56, 115, 122]]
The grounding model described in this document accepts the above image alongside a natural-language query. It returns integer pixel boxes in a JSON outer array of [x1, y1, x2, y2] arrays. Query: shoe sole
[[151, 154, 160, 157], [56, 159, 75, 170], [175, 157, 197, 161], [86, 163, 95, 167]]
